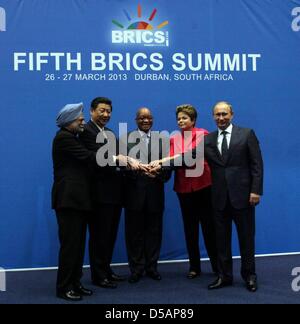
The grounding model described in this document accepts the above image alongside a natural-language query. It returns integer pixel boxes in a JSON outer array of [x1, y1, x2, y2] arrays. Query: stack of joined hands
[[117, 155, 167, 178]]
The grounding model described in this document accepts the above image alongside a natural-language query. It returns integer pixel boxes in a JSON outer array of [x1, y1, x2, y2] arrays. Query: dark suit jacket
[[123, 131, 172, 213], [204, 125, 263, 210], [52, 128, 95, 212], [79, 120, 124, 206]]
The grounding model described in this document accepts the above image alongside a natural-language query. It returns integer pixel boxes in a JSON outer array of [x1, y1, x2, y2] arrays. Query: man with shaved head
[[123, 108, 171, 283]]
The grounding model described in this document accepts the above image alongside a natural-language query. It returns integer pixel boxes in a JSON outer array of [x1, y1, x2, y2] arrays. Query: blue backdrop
[[0, 0, 299, 269]]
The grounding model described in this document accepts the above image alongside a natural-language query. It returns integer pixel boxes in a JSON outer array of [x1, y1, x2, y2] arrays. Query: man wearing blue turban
[[52, 103, 95, 301], [56, 103, 84, 129]]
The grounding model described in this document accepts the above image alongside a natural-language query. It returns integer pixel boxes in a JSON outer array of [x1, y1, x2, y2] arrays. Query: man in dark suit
[[52, 103, 94, 301], [205, 101, 263, 292], [123, 108, 172, 283], [79, 97, 125, 289]]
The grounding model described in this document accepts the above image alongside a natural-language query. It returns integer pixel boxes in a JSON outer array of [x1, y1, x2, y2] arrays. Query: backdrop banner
[[0, 0, 299, 269]]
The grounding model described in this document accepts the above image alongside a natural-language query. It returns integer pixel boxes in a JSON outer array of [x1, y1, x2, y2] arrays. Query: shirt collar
[[218, 123, 233, 136], [138, 129, 151, 138], [91, 119, 105, 132]]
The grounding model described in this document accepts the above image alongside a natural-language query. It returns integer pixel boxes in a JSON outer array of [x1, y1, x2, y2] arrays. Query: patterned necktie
[[140, 133, 150, 163], [141, 132, 150, 145]]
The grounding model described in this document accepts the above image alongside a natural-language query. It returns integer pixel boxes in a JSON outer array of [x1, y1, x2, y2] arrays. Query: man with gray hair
[[52, 103, 94, 301]]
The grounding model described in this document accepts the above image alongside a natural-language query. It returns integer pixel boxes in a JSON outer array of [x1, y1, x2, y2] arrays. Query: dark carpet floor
[[0, 255, 300, 304]]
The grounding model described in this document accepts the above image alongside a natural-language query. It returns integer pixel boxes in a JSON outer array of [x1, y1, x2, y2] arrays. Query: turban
[[56, 103, 84, 128]]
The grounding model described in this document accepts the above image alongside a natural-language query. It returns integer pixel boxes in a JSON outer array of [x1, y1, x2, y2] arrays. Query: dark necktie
[[221, 131, 229, 161]]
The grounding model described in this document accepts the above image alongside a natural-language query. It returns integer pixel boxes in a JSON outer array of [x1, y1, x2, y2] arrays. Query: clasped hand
[[117, 155, 162, 178]]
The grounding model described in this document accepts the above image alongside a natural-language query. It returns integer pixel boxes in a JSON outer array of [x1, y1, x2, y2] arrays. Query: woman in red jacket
[[170, 104, 218, 279]]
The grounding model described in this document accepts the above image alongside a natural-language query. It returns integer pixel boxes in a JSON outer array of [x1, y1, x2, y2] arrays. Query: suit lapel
[[212, 125, 239, 165], [227, 125, 239, 161], [212, 131, 223, 163], [88, 120, 108, 144], [88, 120, 100, 135], [127, 131, 141, 160]]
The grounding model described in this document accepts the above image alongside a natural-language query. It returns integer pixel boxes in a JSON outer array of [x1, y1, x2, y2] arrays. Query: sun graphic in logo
[[112, 4, 169, 30]]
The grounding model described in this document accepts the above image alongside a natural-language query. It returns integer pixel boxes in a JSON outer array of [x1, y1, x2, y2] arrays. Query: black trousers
[[89, 204, 122, 282], [56, 209, 88, 294], [214, 198, 256, 282], [177, 186, 218, 273], [125, 207, 163, 275]]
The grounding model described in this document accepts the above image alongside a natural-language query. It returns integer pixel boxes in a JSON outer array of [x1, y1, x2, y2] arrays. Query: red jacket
[[170, 127, 212, 194]]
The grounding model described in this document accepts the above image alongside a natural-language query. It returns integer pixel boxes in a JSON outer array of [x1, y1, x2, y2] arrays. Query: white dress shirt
[[217, 124, 233, 154], [138, 129, 151, 145]]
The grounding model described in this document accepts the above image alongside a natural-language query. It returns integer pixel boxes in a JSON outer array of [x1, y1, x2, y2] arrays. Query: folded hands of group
[[116, 155, 164, 178]]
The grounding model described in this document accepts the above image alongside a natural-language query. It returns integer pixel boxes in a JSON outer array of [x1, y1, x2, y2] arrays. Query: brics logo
[[0, 7, 6, 32], [112, 4, 169, 47]]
